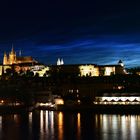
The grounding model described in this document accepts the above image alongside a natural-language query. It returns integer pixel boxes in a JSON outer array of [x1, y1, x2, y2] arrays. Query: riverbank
[[36, 104, 140, 114], [0, 105, 34, 115], [0, 104, 140, 115]]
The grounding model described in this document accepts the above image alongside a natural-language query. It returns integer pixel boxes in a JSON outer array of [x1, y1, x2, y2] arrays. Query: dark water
[[0, 110, 140, 140]]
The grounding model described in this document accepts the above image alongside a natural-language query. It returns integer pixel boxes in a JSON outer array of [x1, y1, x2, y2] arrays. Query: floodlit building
[[79, 64, 99, 76], [3, 46, 37, 65], [1, 46, 126, 77], [2, 46, 42, 74], [51, 60, 126, 78], [32, 66, 50, 77], [79, 60, 126, 77]]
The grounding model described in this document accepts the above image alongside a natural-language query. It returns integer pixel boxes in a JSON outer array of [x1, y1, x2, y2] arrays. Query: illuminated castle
[[3, 46, 37, 65]]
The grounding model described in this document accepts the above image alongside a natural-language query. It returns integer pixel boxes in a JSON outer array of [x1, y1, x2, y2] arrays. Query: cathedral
[[3, 47, 37, 65]]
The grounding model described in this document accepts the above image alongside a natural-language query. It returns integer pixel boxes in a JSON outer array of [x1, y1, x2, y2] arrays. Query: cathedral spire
[[57, 58, 64, 65], [11, 43, 14, 53], [9, 44, 16, 64], [19, 50, 22, 56], [60, 58, 64, 65], [4, 51, 7, 56], [3, 52, 8, 65], [57, 58, 61, 65]]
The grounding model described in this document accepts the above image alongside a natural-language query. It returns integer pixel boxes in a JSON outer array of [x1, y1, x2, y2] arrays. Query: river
[[0, 110, 140, 140]]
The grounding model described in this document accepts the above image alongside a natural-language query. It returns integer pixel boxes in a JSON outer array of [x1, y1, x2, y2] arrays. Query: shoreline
[[1, 104, 140, 115], [0, 105, 34, 115], [36, 104, 140, 114]]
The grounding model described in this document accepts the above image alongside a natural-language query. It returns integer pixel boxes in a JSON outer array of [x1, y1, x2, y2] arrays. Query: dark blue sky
[[0, 0, 140, 67]]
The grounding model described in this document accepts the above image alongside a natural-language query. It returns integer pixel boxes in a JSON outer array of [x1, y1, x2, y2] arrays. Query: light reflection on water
[[0, 116, 2, 140], [77, 113, 81, 140], [58, 112, 63, 140], [0, 111, 140, 140], [96, 114, 140, 140], [40, 110, 55, 139]]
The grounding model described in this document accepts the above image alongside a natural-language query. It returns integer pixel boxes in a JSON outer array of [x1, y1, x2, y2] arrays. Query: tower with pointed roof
[[57, 58, 61, 65], [118, 60, 124, 67], [57, 58, 64, 65], [19, 50, 22, 56], [60, 58, 64, 65], [3, 52, 8, 65], [9, 46, 16, 64]]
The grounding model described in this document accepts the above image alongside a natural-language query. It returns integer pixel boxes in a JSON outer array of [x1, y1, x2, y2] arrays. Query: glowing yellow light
[[95, 96, 140, 105], [104, 67, 115, 76], [77, 113, 81, 139], [39, 102, 52, 106], [118, 86, 123, 90], [58, 112, 63, 140], [55, 99, 64, 105], [78, 100, 81, 104], [79, 65, 99, 77]]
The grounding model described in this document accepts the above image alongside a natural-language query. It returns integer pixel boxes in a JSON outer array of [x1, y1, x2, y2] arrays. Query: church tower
[[9, 46, 16, 64], [118, 60, 124, 67], [57, 58, 61, 65], [3, 52, 8, 65], [57, 58, 64, 65], [60, 58, 64, 65]]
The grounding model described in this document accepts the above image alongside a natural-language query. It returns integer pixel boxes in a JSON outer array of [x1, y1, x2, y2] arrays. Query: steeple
[[60, 58, 64, 65], [57, 58, 61, 65], [57, 58, 64, 65], [9, 44, 16, 64], [11, 44, 14, 54], [3, 52, 8, 65], [19, 50, 22, 56], [118, 60, 124, 67]]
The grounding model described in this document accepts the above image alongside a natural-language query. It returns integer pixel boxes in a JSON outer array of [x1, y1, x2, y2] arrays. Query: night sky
[[0, 1, 140, 67]]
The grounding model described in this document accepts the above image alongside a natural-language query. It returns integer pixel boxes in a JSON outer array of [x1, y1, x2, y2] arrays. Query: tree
[[26, 70, 34, 77]]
